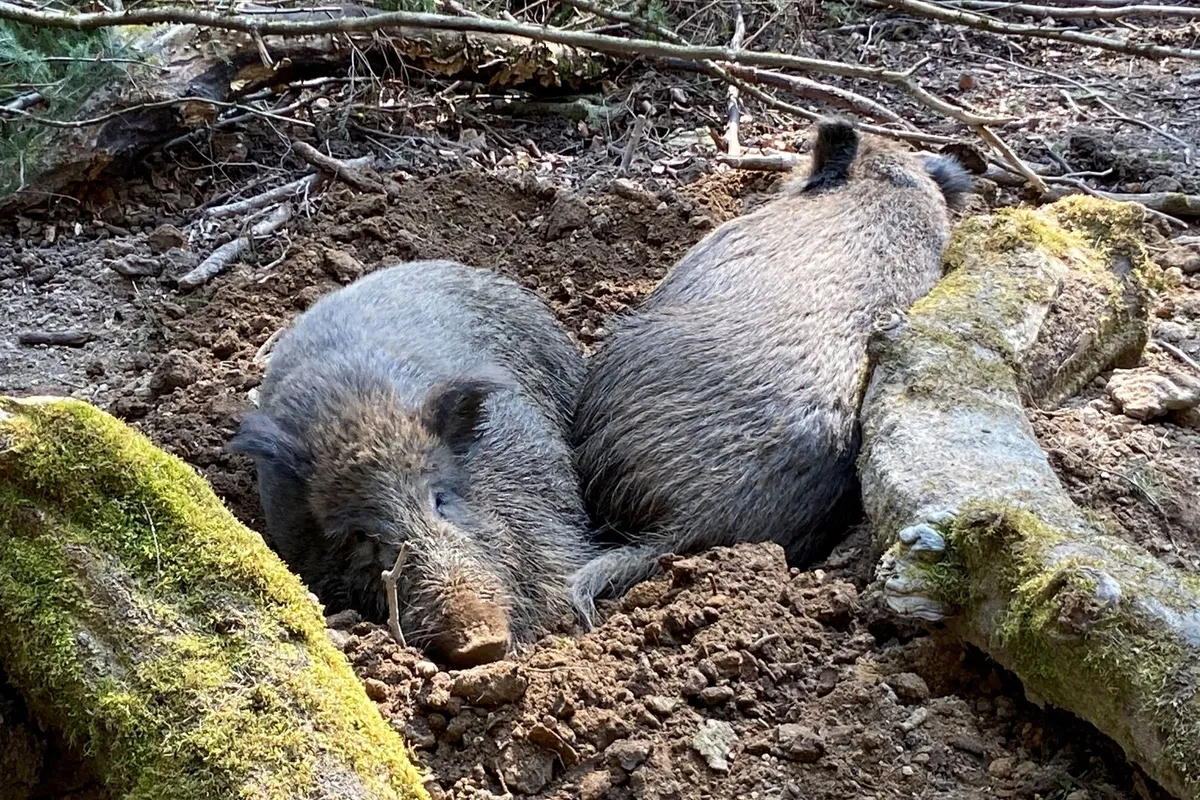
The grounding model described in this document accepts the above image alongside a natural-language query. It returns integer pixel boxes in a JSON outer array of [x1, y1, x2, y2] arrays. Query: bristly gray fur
[[570, 119, 968, 619], [229, 259, 597, 658]]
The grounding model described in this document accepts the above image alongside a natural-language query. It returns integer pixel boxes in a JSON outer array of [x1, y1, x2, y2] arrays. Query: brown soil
[[337, 538, 1166, 800]]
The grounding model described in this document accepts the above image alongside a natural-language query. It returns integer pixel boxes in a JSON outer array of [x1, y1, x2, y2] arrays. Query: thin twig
[[1089, 95, 1194, 166], [0, 93, 315, 130], [291, 140, 395, 196], [939, 1, 1200, 21], [141, 501, 163, 578], [724, 0, 745, 158], [178, 202, 294, 291], [203, 156, 374, 219], [382, 543, 411, 648], [876, 0, 1200, 60], [620, 115, 647, 174], [1154, 339, 1200, 376], [974, 124, 1049, 194]]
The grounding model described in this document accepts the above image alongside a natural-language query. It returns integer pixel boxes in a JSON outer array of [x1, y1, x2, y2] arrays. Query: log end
[[0, 396, 428, 800]]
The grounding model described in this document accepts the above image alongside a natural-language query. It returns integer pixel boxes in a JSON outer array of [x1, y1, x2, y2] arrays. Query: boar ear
[[228, 412, 304, 475], [919, 152, 974, 210], [423, 377, 507, 456], [805, 117, 859, 192]]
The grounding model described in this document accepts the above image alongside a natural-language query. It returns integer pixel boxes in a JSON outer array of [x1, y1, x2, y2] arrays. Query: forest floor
[[1, 6, 1199, 799]]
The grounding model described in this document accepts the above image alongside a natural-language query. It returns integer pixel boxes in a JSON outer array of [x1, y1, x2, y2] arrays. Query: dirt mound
[[337, 540, 1149, 799]]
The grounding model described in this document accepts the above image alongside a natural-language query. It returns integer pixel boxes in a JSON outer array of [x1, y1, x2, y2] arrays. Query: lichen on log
[[858, 196, 1200, 799], [0, 396, 428, 800]]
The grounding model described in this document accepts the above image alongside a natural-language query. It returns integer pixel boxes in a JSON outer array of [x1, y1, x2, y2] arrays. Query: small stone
[[776, 724, 825, 763], [325, 609, 362, 630], [415, 660, 439, 679], [211, 329, 241, 359], [606, 738, 652, 771], [147, 224, 188, 253], [901, 765, 915, 777], [698, 685, 735, 706], [161, 301, 187, 319], [644, 695, 678, 717], [322, 247, 365, 283], [544, 193, 590, 240], [692, 719, 738, 772], [1155, 320, 1191, 343], [149, 350, 202, 395], [988, 756, 1016, 779], [450, 662, 527, 706], [579, 770, 612, 800], [325, 628, 352, 651], [886, 672, 930, 703], [499, 743, 555, 795], [681, 668, 709, 697], [710, 650, 744, 678], [363, 678, 389, 702]]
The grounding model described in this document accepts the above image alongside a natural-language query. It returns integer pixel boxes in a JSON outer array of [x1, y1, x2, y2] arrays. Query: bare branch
[[877, 0, 1200, 60], [0, 93, 314, 130], [939, 1, 1200, 21], [290, 140, 396, 196], [203, 156, 374, 218], [0, 1, 1011, 126], [724, 0, 746, 158], [973, 124, 1049, 194], [178, 202, 294, 291], [721, 64, 911, 126]]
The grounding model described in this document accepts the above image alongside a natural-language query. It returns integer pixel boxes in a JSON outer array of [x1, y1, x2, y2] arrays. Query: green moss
[[0, 398, 427, 800], [921, 503, 1200, 796]]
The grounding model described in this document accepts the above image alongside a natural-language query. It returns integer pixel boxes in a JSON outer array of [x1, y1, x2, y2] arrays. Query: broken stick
[[178, 202, 294, 291], [381, 543, 412, 648], [291, 140, 398, 198]]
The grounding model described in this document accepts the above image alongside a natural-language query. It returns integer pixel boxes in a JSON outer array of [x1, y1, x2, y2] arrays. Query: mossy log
[[3, 5, 609, 210], [858, 195, 1200, 799], [0, 396, 428, 800]]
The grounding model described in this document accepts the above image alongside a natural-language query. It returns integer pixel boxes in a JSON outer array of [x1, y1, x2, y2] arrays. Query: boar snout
[[425, 580, 511, 667]]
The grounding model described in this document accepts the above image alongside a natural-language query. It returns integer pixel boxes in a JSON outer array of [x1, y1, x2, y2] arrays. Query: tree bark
[[859, 196, 1200, 800], [0, 396, 428, 800], [2, 4, 609, 210]]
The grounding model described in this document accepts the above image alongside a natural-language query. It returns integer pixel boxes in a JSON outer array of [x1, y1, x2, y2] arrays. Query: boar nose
[[428, 586, 511, 668]]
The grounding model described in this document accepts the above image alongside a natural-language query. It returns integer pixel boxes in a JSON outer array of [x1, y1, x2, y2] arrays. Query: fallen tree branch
[[0, 93, 315, 130], [178, 202, 294, 290], [291, 140, 397, 197], [566, 0, 949, 145], [0, 396, 426, 799], [860, 196, 1200, 800], [0, 1, 1012, 128], [973, 124, 1049, 194], [721, 64, 910, 126], [723, 0, 745, 158], [940, 0, 1200, 21], [877, 0, 1200, 60], [203, 155, 374, 218]]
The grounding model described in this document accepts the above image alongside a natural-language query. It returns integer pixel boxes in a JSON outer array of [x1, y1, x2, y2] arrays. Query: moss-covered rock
[[0, 396, 428, 800]]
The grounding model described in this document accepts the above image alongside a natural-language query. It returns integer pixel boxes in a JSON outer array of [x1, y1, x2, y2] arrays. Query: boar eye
[[431, 489, 450, 517], [347, 527, 371, 546]]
